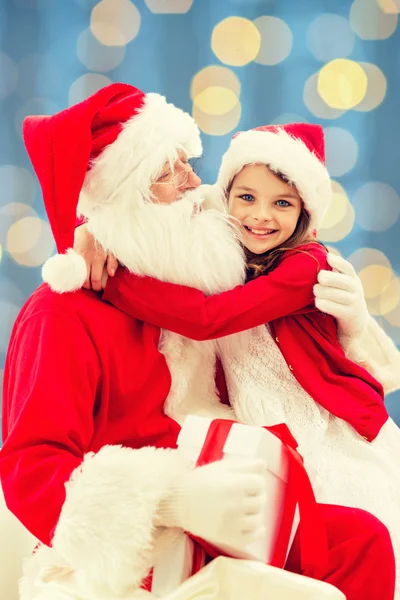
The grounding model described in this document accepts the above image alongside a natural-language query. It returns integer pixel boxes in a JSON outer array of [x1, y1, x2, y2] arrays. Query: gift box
[[178, 417, 328, 574], [150, 534, 205, 597], [162, 556, 345, 600], [177, 415, 292, 565], [150, 417, 327, 597]]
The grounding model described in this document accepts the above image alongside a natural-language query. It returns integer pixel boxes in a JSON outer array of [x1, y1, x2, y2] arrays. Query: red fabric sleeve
[[103, 245, 328, 341], [0, 311, 100, 545]]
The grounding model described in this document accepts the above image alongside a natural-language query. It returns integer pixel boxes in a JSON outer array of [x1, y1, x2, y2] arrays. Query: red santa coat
[[102, 244, 388, 442], [0, 283, 188, 595]]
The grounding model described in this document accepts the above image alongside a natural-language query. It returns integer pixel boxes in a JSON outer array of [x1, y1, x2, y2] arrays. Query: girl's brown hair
[[227, 167, 322, 282]]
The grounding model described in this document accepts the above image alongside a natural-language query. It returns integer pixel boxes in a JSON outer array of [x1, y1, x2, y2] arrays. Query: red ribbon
[[191, 419, 328, 576]]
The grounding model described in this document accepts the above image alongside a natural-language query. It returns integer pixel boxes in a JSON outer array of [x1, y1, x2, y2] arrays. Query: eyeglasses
[[154, 163, 194, 189]]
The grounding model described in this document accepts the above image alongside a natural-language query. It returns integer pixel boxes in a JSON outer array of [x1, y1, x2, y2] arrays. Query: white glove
[[157, 458, 266, 551], [314, 252, 369, 338]]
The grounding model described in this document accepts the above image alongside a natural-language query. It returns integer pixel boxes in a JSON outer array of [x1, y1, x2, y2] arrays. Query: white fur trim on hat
[[217, 128, 332, 230], [42, 249, 87, 294], [78, 93, 202, 218]]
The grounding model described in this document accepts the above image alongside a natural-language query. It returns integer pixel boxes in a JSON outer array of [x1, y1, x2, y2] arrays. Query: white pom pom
[[42, 249, 87, 294]]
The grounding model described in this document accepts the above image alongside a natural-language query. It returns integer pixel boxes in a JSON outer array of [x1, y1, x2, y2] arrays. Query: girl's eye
[[239, 194, 254, 202], [276, 199, 290, 207]]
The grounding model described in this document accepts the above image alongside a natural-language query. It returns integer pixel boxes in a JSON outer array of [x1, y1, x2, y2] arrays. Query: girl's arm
[[103, 245, 328, 340]]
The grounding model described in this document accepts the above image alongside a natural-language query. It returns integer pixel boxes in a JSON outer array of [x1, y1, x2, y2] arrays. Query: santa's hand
[[156, 458, 266, 550], [314, 252, 369, 338], [74, 223, 118, 291]]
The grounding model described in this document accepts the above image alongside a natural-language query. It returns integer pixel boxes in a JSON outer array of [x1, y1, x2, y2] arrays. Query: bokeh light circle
[[211, 17, 261, 67], [303, 73, 345, 120], [144, 0, 193, 13], [6, 216, 55, 267], [379, 275, 400, 316], [191, 66, 241, 100], [192, 64, 241, 135], [324, 127, 358, 177], [358, 265, 393, 299], [193, 102, 242, 136], [91, 0, 141, 46], [353, 182, 400, 232], [378, 0, 400, 13], [347, 248, 395, 317], [318, 181, 355, 242], [348, 247, 392, 272], [69, 73, 113, 106], [253, 16, 293, 65], [350, 0, 398, 39], [194, 86, 239, 116], [307, 14, 355, 62], [0, 203, 38, 245], [354, 62, 387, 112], [77, 28, 126, 72], [385, 290, 400, 328], [318, 59, 368, 110]]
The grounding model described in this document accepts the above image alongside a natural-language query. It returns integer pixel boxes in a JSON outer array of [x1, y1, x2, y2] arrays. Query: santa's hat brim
[[78, 93, 202, 217]]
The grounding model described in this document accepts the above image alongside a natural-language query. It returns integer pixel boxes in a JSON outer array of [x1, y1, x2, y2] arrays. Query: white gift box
[[177, 416, 298, 564], [162, 556, 345, 600], [151, 534, 205, 598]]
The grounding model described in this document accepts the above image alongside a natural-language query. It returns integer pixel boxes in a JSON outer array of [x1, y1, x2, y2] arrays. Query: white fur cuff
[[340, 316, 400, 395], [49, 445, 188, 597]]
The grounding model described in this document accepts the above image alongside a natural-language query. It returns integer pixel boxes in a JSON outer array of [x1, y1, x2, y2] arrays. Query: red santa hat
[[23, 82, 202, 292], [216, 123, 331, 231]]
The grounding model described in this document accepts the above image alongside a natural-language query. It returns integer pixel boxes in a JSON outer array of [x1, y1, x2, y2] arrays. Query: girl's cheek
[[228, 199, 239, 218]]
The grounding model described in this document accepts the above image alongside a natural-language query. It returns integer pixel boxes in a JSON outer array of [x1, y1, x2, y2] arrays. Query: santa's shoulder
[[14, 284, 114, 332]]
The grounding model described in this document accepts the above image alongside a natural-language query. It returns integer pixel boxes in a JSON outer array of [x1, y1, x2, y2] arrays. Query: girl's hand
[[74, 224, 118, 291], [314, 252, 369, 338]]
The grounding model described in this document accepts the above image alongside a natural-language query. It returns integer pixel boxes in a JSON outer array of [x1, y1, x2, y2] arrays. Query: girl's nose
[[254, 207, 273, 222]]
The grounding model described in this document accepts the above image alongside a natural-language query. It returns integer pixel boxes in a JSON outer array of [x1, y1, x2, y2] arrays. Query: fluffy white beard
[[88, 185, 246, 422]]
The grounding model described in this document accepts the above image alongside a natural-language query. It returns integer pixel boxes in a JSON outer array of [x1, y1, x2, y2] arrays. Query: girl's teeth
[[248, 227, 275, 235]]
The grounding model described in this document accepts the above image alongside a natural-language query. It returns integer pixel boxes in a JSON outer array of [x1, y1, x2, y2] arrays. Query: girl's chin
[[247, 246, 275, 255], [244, 236, 281, 254]]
